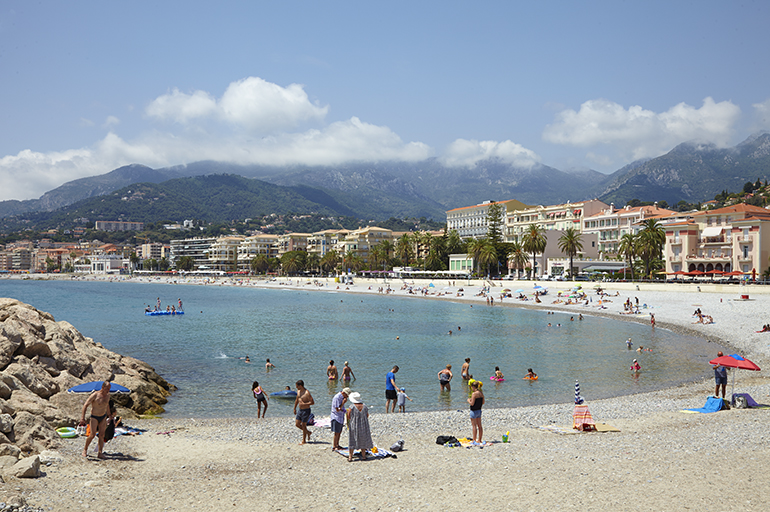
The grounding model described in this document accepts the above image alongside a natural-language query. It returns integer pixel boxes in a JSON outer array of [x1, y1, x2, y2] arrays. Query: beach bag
[[104, 419, 116, 442], [390, 439, 405, 452], [436, 435, 458, 445]]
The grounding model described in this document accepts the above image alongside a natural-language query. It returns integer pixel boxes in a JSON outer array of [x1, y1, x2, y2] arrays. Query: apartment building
[[169, 237, 218, 269], [447, 199, 530, 240], [664, 204, 770, 276], [583, 203, 675, 255], [505, 199, 608, 241], [94, 221, 144, 232], [207, 236, 245, 271], [307, 229, 349, 257], [342, 226, 394, 263], [139, 243, 168, 261], [276, 233, 311, 256], [237, 234, 279, 271]]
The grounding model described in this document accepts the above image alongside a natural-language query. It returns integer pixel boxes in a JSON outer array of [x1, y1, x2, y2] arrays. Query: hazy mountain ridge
[[2, 133, 769, 224]]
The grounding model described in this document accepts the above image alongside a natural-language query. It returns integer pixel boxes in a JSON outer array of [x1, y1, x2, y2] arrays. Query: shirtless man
[[293, 380, 315, 444], [80, 381, 113, 459], [461, 358, 471, 381], [326, 360, 339, 380], [265, 358, 276, 370], [341, 361, 355, 381]]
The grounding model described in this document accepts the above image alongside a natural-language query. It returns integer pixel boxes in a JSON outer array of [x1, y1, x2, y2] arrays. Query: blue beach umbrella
[[515, 289, 524, 294], [67, 381, 131, 394]]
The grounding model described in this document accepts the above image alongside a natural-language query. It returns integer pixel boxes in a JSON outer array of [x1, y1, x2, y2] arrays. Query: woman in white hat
[[346, 392, 373, 462]]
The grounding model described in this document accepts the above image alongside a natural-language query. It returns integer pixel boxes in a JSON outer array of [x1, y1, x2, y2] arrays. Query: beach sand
[[8, 275, 770, 511]]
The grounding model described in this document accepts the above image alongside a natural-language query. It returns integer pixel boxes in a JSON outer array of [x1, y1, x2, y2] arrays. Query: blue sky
[[1, 1, 769, 201]]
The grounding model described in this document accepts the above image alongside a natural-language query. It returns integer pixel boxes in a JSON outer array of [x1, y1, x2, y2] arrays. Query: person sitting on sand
[[630, 359, 641, 372], [524, 368, 537, 380]]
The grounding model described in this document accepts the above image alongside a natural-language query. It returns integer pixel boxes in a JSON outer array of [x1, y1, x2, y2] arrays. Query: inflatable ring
[[56, 427, 78, 438], [490, 376, 505, 382], [524, 376, 539, 381]]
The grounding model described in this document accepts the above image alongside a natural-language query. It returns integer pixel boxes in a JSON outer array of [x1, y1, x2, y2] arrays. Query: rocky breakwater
[[0, 298, 175, 477]]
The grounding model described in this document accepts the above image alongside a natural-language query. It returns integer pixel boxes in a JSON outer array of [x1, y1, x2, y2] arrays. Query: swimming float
[[270, 390, 298, 398], [490, 376, 505, 382], [145, 311, 185, 316], [56, 427, 78, 438], [523, 376, 539, 381]]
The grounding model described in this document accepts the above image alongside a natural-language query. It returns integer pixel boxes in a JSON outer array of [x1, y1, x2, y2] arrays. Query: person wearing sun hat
[[330, 387, 351, 451], [346, 392, 373, 462]]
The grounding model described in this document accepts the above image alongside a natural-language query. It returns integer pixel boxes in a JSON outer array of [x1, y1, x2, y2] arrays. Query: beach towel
[[573, 404, 596, 431], [335, 447, 396, 459], [684, 396, 726, 413], [312, 417, 332, 428]]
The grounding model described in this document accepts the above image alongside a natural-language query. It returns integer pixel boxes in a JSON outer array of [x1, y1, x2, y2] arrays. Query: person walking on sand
[[252, 381, 268, 418], [327, 360, 338, 380], [713, 351, 728, 399], [461, 358, 471, 381], [341, 361, 355, 381], [438, 364, 453, 392], [385, 365, 400, 413], [468, 381, 484, 445], [80, 381, 113, 459], [293, 380, 315, 444], [330, 387, 350, 450]]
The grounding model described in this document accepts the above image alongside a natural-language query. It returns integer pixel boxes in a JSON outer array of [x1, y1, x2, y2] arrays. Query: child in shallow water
[[492, 366, 504, 381], [630, 359, 641, 372], [524, 368, 537, 380]]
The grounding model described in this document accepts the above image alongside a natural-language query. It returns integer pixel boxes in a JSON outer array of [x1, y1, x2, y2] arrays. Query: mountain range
[[1, 132, 769, 225]]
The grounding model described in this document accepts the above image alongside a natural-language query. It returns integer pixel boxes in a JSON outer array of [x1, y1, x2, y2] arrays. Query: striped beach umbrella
[[574, 380, 584, 405]]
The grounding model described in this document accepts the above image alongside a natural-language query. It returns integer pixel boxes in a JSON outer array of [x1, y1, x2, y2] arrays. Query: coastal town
[[3, 191, 770, 282]]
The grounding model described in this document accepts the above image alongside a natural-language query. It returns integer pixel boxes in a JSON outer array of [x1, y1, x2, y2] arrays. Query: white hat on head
[[349, 392, 362, 404]]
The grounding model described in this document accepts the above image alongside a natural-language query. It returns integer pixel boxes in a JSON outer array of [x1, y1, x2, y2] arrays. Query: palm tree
[[396, 234, 413, 266], [478, 240, 498, 277], [522, 224, 547, 278], [417, 232, 433, 269], [618, 233, 637, 281], [446, 229, 463, 256], [466, 238, 485, 275], [250, 254, 270, 274], [637, 219, 666, 279], [306, 253, 321, 274], [369, 245, 383, 270], [557, 227, 583, 279], [320, 250, 340, 274], [507, 240, 528, 279], [380, 240, 394, 268]]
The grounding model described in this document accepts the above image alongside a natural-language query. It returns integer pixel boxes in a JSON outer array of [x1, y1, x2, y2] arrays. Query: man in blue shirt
[[385, 365, 400, 413], [330, 387, 350, 450]]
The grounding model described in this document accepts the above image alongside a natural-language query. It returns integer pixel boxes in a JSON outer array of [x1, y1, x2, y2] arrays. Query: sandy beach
[[6, 275, 770, 511]]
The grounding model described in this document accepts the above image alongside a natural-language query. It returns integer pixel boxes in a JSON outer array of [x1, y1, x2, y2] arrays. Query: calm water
[[1, 279, 724, 418]]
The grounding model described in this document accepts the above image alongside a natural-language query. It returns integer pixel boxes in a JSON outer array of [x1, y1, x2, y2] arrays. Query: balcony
[[669, 255, 682, 262], [699, 236, 730, 244]]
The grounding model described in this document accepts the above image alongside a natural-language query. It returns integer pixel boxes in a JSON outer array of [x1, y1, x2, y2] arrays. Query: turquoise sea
[[1, 279, 725, 418]]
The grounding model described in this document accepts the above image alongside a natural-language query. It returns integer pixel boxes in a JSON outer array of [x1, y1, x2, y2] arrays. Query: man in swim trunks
[[80, 381, 113, 459], [341, 361, 355, 381], [327, 360, 338, 380], [294, 380, 315, 444], [461, 358, 471, 380], [385, 365, 399, 413]]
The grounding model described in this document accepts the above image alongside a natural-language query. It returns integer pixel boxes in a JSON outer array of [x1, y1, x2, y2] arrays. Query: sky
[[1, 1, 769, 202]]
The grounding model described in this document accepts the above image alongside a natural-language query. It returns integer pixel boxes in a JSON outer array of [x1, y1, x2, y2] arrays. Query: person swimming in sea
[[492, 366, 504, 381], [524, 368, 537, 380]]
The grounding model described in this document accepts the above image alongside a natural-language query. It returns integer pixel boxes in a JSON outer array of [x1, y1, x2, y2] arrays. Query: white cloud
[[103, 116, 120, 128], [145, 77, 329, 133], [440, 139, 541, 168], [543, 97, 741, 161], [752, 98, 770, 130]]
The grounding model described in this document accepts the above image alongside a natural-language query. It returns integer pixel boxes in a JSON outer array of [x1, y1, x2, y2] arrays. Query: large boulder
[[9, 455, 41, 478], [11, 412, 58, 453], [4, 360, 60, 399]]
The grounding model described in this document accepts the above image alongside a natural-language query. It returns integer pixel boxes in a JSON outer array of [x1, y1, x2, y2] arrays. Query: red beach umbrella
[[709, 354, 761, 401]]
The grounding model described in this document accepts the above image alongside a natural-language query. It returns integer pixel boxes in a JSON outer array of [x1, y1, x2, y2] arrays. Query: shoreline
[[7, 274, 770, 510]]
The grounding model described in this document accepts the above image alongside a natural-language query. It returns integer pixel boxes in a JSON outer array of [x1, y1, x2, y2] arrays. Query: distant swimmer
[[626, 338, 633, 349], [524, 368, 538, 380], [630, 359, 641, 372], [245, 356, 251, 363], [341, 361, 356, 381], [266, 358, 276, 370], [492, 366, 504, 381], [327, 360, 339, 380]]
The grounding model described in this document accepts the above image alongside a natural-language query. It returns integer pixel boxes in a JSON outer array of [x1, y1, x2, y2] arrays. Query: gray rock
[[0, 414, 12, 434], [10, 412, 57, 453], [0, 455, 19, 468], [4, 363, 60, 399], [0, 444, 21, 458]]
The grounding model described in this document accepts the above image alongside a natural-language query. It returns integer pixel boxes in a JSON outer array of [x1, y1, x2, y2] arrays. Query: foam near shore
[[7, 274, 770, 511]]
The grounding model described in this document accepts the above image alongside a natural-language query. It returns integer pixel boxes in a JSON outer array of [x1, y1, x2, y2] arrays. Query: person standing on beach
[[80, 381, 113, 459], [385, 365, 399, 413], [330, 387, 350, 450], [293, 380, 315, 444], [650, 313, 656, 328], [327, 360, 338, 380], [346, 392, 373, 462], [341, 361, 355, 381], [713, 351, 727, 399], [438, 364, 453, 391], [461, 358, 471, 380], [468, 381, 484, 445], [252, 381, 268, 417]]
